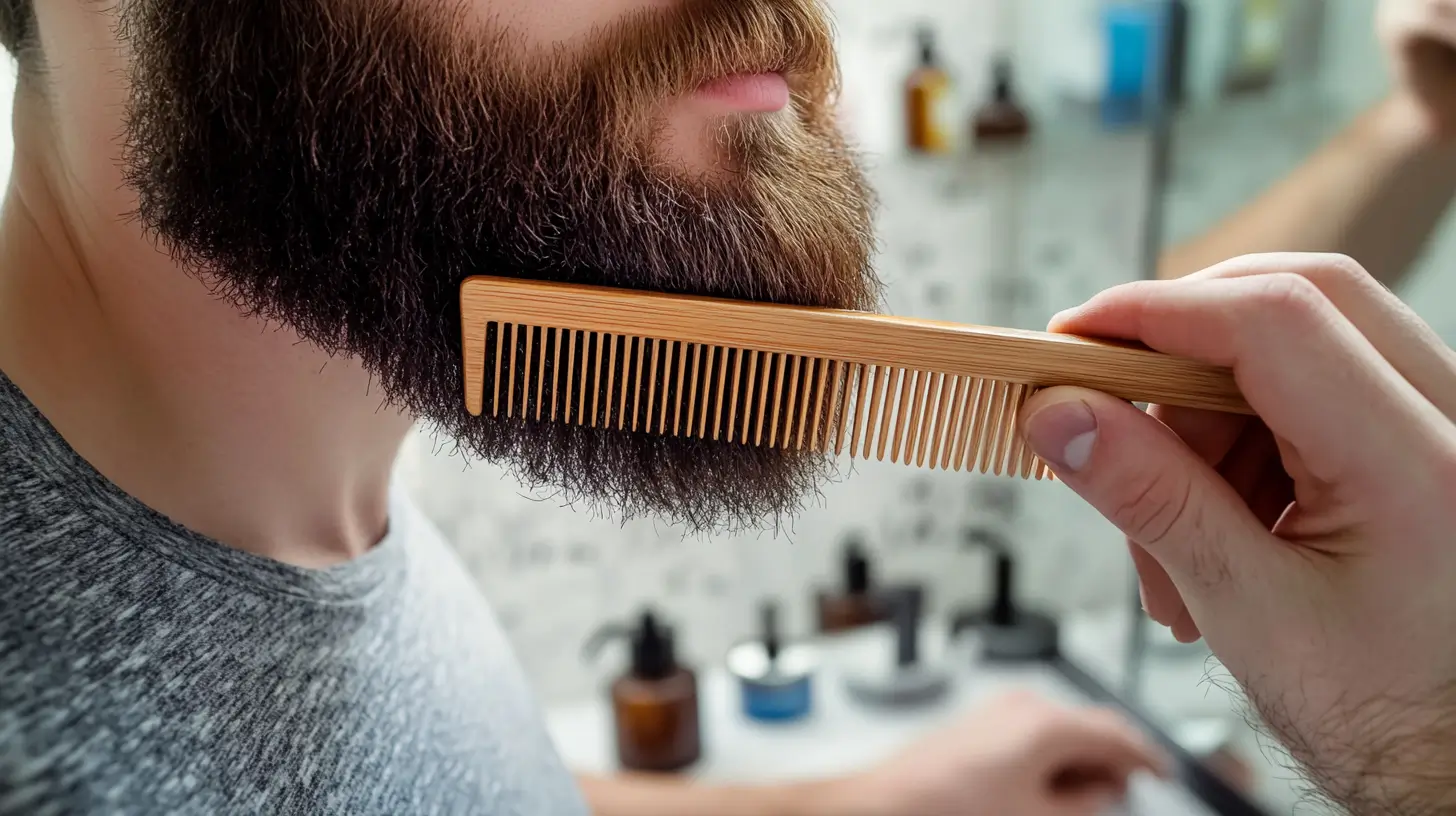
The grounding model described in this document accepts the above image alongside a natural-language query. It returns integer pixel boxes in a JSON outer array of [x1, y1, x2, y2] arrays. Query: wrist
[[1371, 91, 1455, 155], [776, 776, 884, 816]]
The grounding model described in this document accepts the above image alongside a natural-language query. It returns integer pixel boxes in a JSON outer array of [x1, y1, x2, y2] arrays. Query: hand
[[1020, 253, 1456, 814], [1378, 0, 1456, 139], [831, 691, 1167, 816]]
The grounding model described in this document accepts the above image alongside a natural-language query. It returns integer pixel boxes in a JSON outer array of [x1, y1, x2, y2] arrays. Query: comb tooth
[[602, 333, 617, 429], [920, 373, 955, 469], [713, 347, 729, 441], [687, 345, 703, 438], [700, 346, 717, 440], [936, 376, 966, 470], [821, 361, 843, 454], [505, 324, 520, 419], [1017, 388, 1039, 478], [809, 359, 831, 452], [519, 324, 534, 419], [581, 332, 595, 426], [762, 352, 781, 448], [909, 371, 935, 467], [877, 368, 904, 461], [550, 328, 563, 422], [979, 380, 1008, 474], [791, 356, 810, 450], [626, 337, 642, 432], [727, 349, 746, 443], [1036, 458, 1051, 481], [834, 363, 858, 456], [491, 323, 505, 418], [1002, 384, 1029, 477], [845, 363, 869, 460], [671, 341, 685, 436], [991, 383, 1022, 476], [947, 376, 972, 470], [914, 373, 949, 469], [645, 338, 661, 434], [781, 355, 801, 450], [861, 366, 885, 460], [890, 370, 918, 464], [463, 311, 488, 417], [960, 378, 991, 472], [564, 327, 576, 422], [536, 328, 549, 421]]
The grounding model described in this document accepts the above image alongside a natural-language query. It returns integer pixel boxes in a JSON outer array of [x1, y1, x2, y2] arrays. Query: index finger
[[1050, 274, 1450, 495]]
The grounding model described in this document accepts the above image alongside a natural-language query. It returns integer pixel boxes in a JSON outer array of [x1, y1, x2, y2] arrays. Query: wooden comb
[[460, 276, 1251, 480]]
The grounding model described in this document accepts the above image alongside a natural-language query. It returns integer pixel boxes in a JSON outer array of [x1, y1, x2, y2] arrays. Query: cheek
[[460, 0, 681, 46]]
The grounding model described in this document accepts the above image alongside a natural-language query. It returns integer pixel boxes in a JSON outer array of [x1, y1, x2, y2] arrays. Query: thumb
[[1020, 387, 1276, 619]]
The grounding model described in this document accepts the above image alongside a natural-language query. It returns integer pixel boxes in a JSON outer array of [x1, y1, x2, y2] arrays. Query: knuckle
[[1247, 272, 1331, 327], [1111, 468, 1194, 548], [1302, 253, 1375, 293]]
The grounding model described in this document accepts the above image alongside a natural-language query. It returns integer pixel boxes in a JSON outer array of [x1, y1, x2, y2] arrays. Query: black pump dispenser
[[584, 610, 678, 681], [991, 56, 1015, 103], [951, 529, 1059, 662], [845, 538, 872, 594], [916, 25, 938, 69]]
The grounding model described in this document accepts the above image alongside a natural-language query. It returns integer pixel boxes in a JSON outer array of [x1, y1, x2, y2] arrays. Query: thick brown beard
[[117, 0, 880, 533]]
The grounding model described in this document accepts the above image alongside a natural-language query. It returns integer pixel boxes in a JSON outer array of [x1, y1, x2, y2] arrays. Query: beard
[[117, 0, 879, 533]]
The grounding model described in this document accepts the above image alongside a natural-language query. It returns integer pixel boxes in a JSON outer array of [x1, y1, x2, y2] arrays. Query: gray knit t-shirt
[[0, 372, 588, 815]]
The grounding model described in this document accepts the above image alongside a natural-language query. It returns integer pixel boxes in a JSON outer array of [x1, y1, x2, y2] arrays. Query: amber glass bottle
[[584, 610, 701, 773], [905, 26, 954, 155]]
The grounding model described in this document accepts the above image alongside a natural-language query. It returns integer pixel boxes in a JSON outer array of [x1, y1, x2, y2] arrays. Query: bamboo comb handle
[[460, 277, 1252, 417]]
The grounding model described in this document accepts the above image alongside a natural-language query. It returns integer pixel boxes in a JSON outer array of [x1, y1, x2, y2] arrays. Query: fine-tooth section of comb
[[460, 276, 1253, 481]]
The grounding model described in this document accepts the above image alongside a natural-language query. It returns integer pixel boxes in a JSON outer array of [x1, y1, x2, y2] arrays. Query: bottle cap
[[583, 609, 678, 681]]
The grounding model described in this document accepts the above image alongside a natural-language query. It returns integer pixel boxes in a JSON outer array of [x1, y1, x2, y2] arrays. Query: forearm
[[576, 772, 861, 816], [1160, 94, 1456, 287]]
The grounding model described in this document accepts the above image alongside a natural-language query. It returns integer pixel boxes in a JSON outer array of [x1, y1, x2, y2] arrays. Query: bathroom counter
[[545, 620, 1265, 815]]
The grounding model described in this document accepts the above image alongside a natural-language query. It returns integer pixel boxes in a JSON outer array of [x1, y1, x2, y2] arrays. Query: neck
[[0, 92, 414, 568]]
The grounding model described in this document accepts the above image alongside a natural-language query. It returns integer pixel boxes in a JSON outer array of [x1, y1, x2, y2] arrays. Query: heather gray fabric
[[0, 371, 588, 816]]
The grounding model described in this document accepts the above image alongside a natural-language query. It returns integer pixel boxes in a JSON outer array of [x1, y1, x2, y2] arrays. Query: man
[[0, 1, 1167, 814], [1162, 0, 1456, 286]]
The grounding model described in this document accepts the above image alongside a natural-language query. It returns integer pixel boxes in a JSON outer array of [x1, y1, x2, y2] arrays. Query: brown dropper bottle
[[815, 536, 889, 634], [972, 56, 1032, 145], [583, 610, 701, 773]]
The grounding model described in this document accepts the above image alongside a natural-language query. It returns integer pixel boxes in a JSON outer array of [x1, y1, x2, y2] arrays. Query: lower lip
[[694, 73, 791, 113]]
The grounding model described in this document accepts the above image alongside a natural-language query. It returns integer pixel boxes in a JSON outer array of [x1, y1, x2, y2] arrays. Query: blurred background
[[2, 1, 1447, 813]]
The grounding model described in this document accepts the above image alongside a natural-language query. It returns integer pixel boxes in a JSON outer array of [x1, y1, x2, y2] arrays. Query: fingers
[[1020, 388, 1284, 636], [1050, 272, 1450, 498], [1032, 706, 1169, 781], [1187, 253, 1456, 420]]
